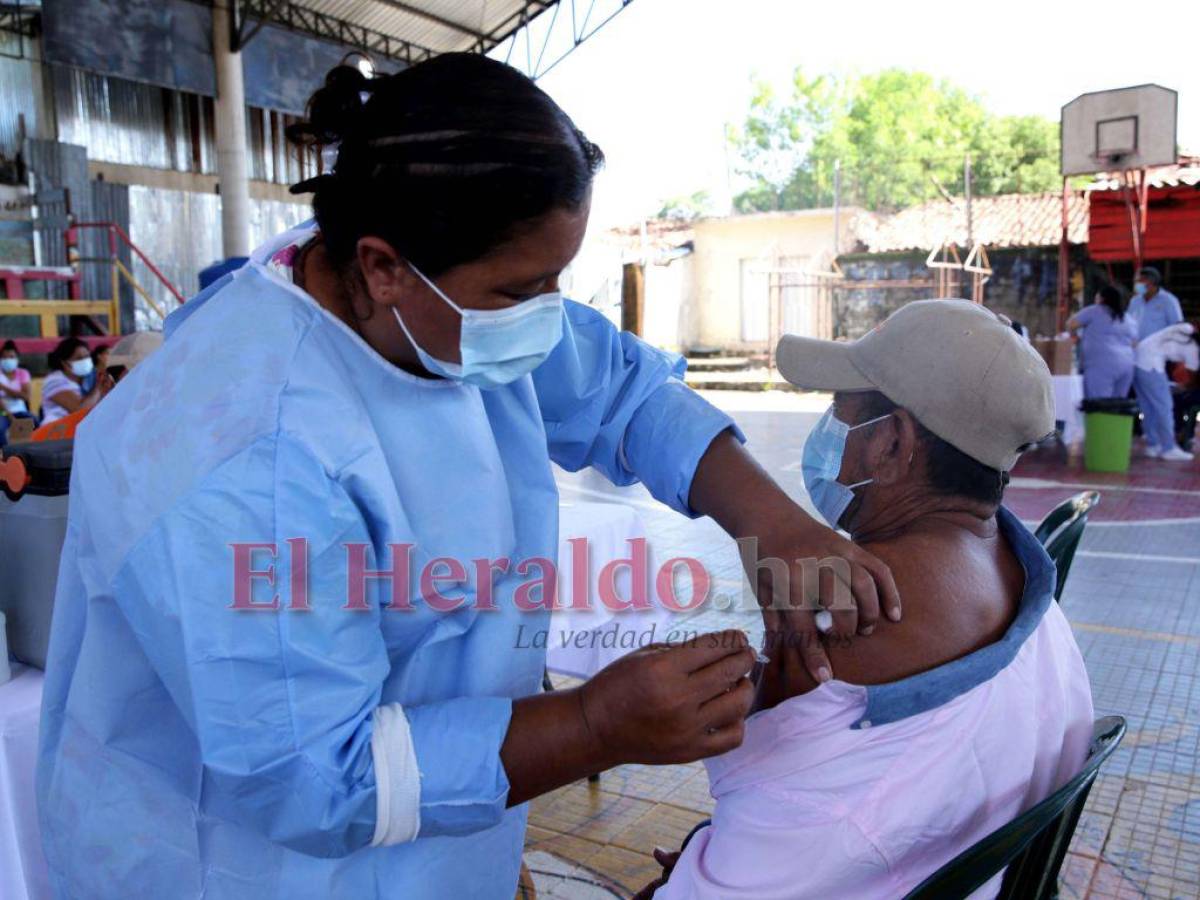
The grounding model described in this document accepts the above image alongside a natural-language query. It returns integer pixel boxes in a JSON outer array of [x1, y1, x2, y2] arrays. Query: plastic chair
[[1034, 491, 1100, 603], [1181, 403, 1200, 452], [903, 715, 1126, 900]]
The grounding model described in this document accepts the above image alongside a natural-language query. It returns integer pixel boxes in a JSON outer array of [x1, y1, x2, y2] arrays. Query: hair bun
[[286, 65, 374, 146]]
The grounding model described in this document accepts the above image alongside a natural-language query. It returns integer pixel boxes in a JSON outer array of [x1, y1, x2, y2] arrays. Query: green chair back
[[1034, 491, 1100, 603], [903, 716, 1126, 900], [1182, 403, 1200, 451]]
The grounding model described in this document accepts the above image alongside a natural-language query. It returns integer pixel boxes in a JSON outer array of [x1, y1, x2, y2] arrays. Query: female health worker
[[1067, 284, 1136, 399], [38, 55, 898, 899]]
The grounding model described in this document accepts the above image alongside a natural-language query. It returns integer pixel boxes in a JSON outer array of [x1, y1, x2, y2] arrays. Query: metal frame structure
[[926, 241, 964, 298], [229, 0, 636, 78], [0, 0, 39, 59], [757, 260, 843, 370], [962, 242, 992, 304], [493, 0, 636, 80], [230, 0, 439, 64]]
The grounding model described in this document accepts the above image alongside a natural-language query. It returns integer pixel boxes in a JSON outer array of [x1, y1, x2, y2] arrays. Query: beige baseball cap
[[776, 299, 1055, 472]]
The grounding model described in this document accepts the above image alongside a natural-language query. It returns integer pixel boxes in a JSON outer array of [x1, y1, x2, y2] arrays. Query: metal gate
[[763, 263, 840, 369]]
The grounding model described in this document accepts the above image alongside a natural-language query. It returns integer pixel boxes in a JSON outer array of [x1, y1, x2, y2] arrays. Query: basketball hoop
[[1056, 84, 1178, 330], [1061, 85, 1177, 176]]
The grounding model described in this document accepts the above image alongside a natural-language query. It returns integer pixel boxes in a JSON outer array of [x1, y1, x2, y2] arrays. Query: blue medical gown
[[36, 253, 739, 898]]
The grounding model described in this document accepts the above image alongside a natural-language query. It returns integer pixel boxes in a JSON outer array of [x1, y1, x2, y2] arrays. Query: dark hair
[[1097, 284, 1126, 321], [287, 54, 604, 277], [0, 339, 17, 355], [1137, 266, 1162, 286], [49, 337, 87, 373], [91, 344, 110, 364], [857, 392, 1009, 507]]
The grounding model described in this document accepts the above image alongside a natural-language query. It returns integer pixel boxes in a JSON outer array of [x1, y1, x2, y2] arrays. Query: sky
[[534, 0, 1198, 230]]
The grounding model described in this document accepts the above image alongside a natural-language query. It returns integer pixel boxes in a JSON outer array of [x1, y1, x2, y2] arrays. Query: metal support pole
[[832, 159, 841, 259], [213, 0, 252, 259], [964, 154, 973, 248], [1121, 170, 1143, 273], [1057, 177, 1070, 333]]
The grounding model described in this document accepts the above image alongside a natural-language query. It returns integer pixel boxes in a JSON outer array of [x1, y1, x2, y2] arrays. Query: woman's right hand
[[579, 630, 756, 765], [86, 372, 115, 404]]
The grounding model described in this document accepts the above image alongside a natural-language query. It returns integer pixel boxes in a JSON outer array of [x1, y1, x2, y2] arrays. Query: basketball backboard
[[1061, 84, 1177, 176]]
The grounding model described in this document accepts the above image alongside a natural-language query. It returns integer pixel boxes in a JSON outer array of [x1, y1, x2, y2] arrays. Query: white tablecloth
[[547, 503, 681, 678], [1052, 374, 1085, 445], [0, 663, 50, 900]]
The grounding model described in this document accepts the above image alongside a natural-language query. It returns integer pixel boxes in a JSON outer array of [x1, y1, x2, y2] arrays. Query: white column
[[212, 0, 251, 258]]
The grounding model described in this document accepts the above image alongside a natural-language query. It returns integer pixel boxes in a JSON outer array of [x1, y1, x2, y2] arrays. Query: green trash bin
[[1082, 398, 1137, 473]]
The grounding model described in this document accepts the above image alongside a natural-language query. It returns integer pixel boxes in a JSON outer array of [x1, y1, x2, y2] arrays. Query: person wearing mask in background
[[1127, 266, 1189, 460], [1067, 284, 1136, 399], [41, 337, 112, 424], [1, 339, 32, 416], [0, 339, 34, 446], [29, 332, 161, 442], [81, 343, 112, 394]]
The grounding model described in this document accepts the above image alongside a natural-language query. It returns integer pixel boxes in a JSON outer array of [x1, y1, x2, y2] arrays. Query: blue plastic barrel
[[198, 256, 250, 291]]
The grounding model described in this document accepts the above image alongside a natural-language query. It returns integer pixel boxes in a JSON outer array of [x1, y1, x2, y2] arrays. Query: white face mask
[[392, 262, 564, 390], [0, 357, 17, 373], [69, 357, 95, 378]]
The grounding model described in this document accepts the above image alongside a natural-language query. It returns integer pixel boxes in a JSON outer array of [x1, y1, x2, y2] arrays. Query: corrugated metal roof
[[850, 191, 1090, 254], [1088, 157, 1200, 192], [293, 1, 547, 55]]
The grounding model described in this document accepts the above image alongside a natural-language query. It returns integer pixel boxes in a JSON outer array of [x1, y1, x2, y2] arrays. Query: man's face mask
[[801, 407, 892, 529], [391, 261, 564, 390]]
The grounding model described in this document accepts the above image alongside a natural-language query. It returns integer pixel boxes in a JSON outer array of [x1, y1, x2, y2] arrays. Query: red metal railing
[[68, 222, 186, 306]]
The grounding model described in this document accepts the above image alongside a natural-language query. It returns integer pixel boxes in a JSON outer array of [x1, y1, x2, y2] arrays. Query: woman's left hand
[[739, 493, 900, 684], [689, 432, 901, 685]]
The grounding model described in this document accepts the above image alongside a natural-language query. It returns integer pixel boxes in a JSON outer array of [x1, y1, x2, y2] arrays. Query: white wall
[[641, 254, 694, 352], [690, 209, 855, 350]]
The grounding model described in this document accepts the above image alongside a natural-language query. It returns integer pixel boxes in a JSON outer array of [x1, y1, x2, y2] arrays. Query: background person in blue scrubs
[[1128, 266, 1187, 458], [1068, 284, 1136, 399], [38, 56, 899, 899]]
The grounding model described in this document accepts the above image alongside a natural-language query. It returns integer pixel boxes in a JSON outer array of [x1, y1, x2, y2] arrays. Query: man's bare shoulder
[[824, 522, 1021, 685]]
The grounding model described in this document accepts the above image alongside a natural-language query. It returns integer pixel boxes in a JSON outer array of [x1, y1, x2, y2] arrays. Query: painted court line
[[1077, 550, 1200, 565], [1070, 620, 1200, 648], [1009, 476, 1200, 498]]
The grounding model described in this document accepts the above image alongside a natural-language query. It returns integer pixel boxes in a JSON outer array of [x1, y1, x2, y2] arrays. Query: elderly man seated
[[648, 300, 1094, 899]]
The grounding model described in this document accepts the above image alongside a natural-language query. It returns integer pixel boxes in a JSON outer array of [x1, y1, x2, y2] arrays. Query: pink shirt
[[0, 365, 31, 414], [657, 510, 1094, 900]]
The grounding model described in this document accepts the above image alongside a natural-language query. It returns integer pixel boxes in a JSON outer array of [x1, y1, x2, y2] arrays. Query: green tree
[[656, 189, 715, 221], [728, 68, 1062, 212]]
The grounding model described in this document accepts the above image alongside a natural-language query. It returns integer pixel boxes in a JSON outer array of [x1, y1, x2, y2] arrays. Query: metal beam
[[370, 0, 488, 41], [0, 1, 39, 47], [194, 0, 637, 79], [232, 0, 437, 64], [486, 0, 637, 80]]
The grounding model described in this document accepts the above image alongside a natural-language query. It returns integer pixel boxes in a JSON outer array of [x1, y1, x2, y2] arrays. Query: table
[[0, 663, 50, 900], [547, 502, 682, 678], [1052, 374, 1085, 446]]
